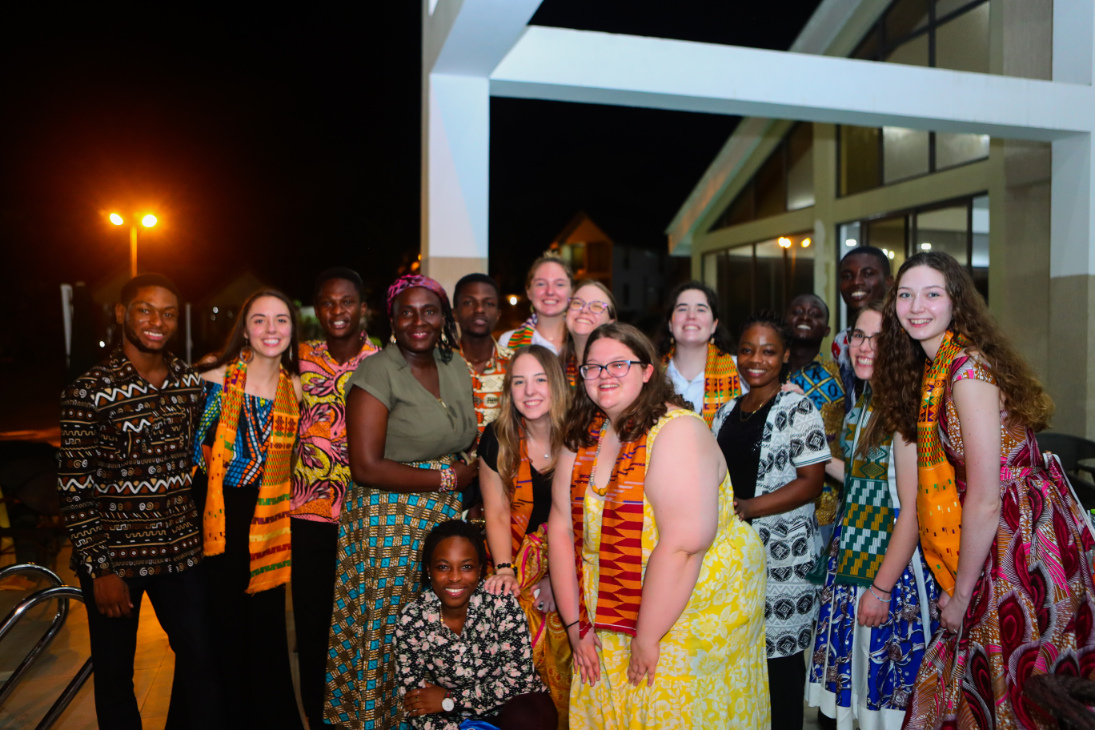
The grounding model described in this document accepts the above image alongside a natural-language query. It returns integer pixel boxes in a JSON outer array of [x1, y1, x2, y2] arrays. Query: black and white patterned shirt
[[58, 348, 204, 578], [396, 587, 545, 730]]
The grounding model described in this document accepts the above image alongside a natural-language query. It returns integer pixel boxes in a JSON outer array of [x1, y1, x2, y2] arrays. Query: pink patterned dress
[[903, 355, 1095, 729]]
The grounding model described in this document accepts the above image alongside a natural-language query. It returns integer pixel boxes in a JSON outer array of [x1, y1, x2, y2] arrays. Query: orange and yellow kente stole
[[662, 342, 741, 427], [204, 359, 298, 594], [916, 330, 967, 594], [508, 317, 537, 348], [569, 418, 647, 638], [508, 434, 537, 556]]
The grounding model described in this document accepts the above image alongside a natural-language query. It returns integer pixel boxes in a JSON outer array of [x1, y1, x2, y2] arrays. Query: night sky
[[0, 2, 821, 363]]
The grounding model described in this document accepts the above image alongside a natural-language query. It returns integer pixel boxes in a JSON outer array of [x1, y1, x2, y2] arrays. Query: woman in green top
[[324, 275, 478, 730]]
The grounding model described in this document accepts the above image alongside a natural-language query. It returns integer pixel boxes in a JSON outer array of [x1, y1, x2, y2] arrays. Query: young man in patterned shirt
[[58, 274, 222, 730], [289, 267, 378, 730]]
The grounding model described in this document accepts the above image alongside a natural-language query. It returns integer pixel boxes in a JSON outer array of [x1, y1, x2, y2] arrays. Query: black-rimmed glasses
[[578, 360, 643, 380], [849, 330, 880, 346]]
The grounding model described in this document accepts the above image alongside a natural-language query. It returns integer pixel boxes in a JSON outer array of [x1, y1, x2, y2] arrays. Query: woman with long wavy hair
[[868, 252, 1095, 729], [548, 323, 769, 728], [480, 344, 572, 726]]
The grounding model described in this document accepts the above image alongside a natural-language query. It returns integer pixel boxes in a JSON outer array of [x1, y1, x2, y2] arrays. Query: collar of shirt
[[665, 358, 706, 414], [108, 347, 192, 389], [307, 332, 376, 367]]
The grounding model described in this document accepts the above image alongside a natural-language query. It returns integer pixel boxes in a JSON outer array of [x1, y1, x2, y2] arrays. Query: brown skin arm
[[403, 683, 448, 717], [735, 461, 826, 520], [93, 574, 134, 618], [346, 387, 477, 493]]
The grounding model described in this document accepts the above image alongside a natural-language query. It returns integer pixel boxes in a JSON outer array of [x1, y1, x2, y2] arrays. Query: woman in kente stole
[[499, 254, 573, 356], [193, 288, 304, 730], [480, 345, 573, 726], [869, 252, 1095, 730], [547, 323, 769, 728], [806, 301, 939, 730], [562, 279, 616, 387]]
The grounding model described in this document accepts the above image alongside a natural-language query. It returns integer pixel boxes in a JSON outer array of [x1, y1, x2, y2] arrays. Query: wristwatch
[[441, 690, 455, 713]]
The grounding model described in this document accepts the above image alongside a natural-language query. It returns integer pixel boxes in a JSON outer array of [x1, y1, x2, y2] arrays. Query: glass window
[[885, 0, 930, 44], [786, 124, 815, 211], [755, 151, 786, 219], [936, 0, 983, 20], [885, 32, 929, 67], [754, 239, 784, 313], [916, 206, 969, 266], [854, 26, 880, 60], [840, 125, 881, 196], [936, 3, 990, 73], [866, 215, 908, 271], [971, 194, 989, 300], [787, 235, 815, 300], [836, 222, 863, 329], [721, 247, 755, 336], [936, 132, 989, 169], [720, 185, 754, 229], [883, 127, 930, 183]]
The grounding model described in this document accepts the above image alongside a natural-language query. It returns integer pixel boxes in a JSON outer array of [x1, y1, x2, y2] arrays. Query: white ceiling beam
[[425, 0, 544, 76], [491, 26, 1094, 142]]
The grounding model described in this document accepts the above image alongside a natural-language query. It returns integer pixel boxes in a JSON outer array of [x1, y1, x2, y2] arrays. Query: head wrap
[[386, 274, 450, 320]]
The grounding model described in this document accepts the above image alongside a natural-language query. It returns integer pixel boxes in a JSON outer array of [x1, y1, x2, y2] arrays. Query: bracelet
[[868, 586, 891, 603], [871, 581, 892, 595], [495, 562, 513, 571], [439, 466, 457, 492], [563, 618, 580, 630]]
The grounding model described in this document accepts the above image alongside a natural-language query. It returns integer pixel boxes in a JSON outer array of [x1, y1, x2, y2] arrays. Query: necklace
[[527, 434, 551, 460], [588, 423, 612, 497], [739, 392, 776, 422]]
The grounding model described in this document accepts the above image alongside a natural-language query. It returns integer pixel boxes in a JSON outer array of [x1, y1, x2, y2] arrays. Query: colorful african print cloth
[[504, 315, 537, 348], [461, 339, 512, 443], [291, 335, 378, 524], [789, 355, 846, 527], [661, 342, 741, 427]]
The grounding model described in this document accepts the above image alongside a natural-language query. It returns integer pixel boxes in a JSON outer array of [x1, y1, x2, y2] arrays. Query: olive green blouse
[[346, 345, 476, 465]]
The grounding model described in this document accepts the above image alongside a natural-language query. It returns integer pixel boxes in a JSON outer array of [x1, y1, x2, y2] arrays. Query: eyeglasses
[[578, 360, 643, 380], [849, 330, 880, 346], [568, 298, 610, 315]]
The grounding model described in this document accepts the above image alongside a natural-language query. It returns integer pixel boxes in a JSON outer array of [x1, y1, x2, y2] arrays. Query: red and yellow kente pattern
[[508, 434, 537, 556], [662, 342, 741, 426], [507, 319, 537, 348], [204, 359, 299, 594], [569, 419, 648, 637], [916, 330, 967, 594]]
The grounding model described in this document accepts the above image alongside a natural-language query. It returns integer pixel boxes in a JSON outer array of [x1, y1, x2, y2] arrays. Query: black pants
[[290, 518, 338, 729], [78, 566, 224, 730], [768, 650, 806, 730]]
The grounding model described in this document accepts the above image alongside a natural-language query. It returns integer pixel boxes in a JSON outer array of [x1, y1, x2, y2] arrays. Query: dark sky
[[0, 2, 821, 356]]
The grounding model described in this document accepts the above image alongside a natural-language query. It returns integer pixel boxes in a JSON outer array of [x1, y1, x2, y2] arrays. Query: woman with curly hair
[[548, 323, 769, 728], [868, 252, 1095, 730]]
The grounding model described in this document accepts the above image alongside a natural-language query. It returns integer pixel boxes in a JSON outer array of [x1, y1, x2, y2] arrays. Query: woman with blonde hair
[[480, 344, 573, 725], [500, 255, 573, 355], [561, 279, 616, 387]]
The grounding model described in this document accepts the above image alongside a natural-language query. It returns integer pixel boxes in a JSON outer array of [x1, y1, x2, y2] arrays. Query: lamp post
[[109, 213, 158, 277]]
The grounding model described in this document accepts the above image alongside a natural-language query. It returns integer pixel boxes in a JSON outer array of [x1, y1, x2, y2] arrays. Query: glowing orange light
[[801, 238, 811, 248], [141, 214, 158, 227], [778, 237, 792, 249], [109, 213, 124, 226]]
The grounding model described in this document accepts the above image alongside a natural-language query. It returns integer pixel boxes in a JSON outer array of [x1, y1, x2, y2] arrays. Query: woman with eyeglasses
[[805, 301, 939, 730], [548, 323, 769, 728], [500, 255, 574, 356], [657, 281, 745, 427], [710, 312, 829, 730], [562, 279, 617, 387]]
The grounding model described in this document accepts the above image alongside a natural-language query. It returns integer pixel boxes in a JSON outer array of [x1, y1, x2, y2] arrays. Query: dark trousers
[[78, 566, 224, 730], [290, 518, 338, 729], [768, 650, 807, 730]]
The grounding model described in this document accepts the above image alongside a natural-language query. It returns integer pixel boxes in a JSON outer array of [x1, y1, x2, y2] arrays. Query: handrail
[[0, 563, 62, 588]]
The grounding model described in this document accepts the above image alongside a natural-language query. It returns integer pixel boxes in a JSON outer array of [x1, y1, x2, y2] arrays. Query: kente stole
[[508, 434, 537, 557], [508, 316, 537, 348], [204, 359, 298, 594], [836, 389, 896, 587], [662, 342, 741, 427], [564, 352, 579, 389], [569, 419, 648, 638], [916, 330, 967, 594]]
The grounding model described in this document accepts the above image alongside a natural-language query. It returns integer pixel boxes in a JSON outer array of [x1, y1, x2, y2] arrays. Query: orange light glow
[[109, 213, 124, 226], [141, 214, 158, 227], [778, 237, 792, 249], [801, 238, 811, 248]]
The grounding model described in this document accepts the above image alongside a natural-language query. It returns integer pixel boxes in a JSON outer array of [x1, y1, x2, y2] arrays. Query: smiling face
[[454, 281, 500, 339], [392, 287, 443, 354], [509, 352, 552, 422], [736, 324, 789, 390], [245, 296, 293, 360], [785, 294, 830, 344], [582, 336, 653, 420], [849, 309, 883, 381], [428, 536, 481, 612], [116, 286, 179, 354], [315, 278, 364, 343], [527, 261, 572, 318], [565, 283, 615, 340], [895, 265, 953, 353], [669, 288, 717, 346], [839, 252, 891, 314]]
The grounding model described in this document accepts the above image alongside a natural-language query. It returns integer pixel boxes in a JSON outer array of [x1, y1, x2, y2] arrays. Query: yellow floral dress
[[569, 410, 770, 729]]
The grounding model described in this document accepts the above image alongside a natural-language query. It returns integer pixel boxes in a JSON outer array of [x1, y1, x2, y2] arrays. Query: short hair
[[740, 310, 794, 351], [787, 293, 830, 324], [840, 246, 891, 277], [453, 273, 501, 303], [121, 274, 180, 307], [525, 255, 574, 290], [314, 267, 365, 300], [420, 520, 487, 587], [655, 281, 735, 358]]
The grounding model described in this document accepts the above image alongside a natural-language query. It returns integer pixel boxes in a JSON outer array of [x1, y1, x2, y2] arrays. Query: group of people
[[56, 246, 1095, 730]]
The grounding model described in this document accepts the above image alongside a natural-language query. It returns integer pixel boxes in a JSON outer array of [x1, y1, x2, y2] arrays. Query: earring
[[389, 332, 397, 344], [241, 342, 254, 363], [439, 329, 449, 348]]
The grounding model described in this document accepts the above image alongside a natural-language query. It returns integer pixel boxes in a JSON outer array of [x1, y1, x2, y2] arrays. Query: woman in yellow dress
[[547, 322, 769, 729]]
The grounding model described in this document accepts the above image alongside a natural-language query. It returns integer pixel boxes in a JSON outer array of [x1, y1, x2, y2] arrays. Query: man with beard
[[58, 274, 222, 729], [453, 273, 512, 439], [832, 246, 893, 411], [289, 267, 378, 729]]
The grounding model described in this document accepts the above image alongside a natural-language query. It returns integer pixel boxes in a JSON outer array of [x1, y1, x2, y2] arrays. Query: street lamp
[[109, 213, 158, 277]]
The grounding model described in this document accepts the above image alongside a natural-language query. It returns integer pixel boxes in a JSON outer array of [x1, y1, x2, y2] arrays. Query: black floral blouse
[[396, 587, 546, 730]]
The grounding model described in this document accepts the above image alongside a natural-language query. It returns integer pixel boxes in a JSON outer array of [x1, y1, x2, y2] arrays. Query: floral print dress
[[903, 355, 1095, 730], [396, 587, 546, 730]]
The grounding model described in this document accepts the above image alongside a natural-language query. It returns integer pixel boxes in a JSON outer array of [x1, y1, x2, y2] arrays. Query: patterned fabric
[[836, 390, 894, 586], [395, 587, 546, 730], [569, 410, 770, 729], [504, 315, 537, 349], [58, 348, 204, 578], [508, 434, 537, 556], [194, 382, 273, 486], [712, 391, 830, 658], [291, 335, 379, 523], [564, 350, 579, 389], [789, 356, 846, 527], [324, 459, 463, 730], [662, 342, 742, 427], [915, 330, 968, 594], [568, 418, 648, 637], [386, 274, 450, 319], [203, 359, 298, 594], [462, 340, 512, 442], [902, 354, 1095, 730], [833, 328, 858, 415]]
